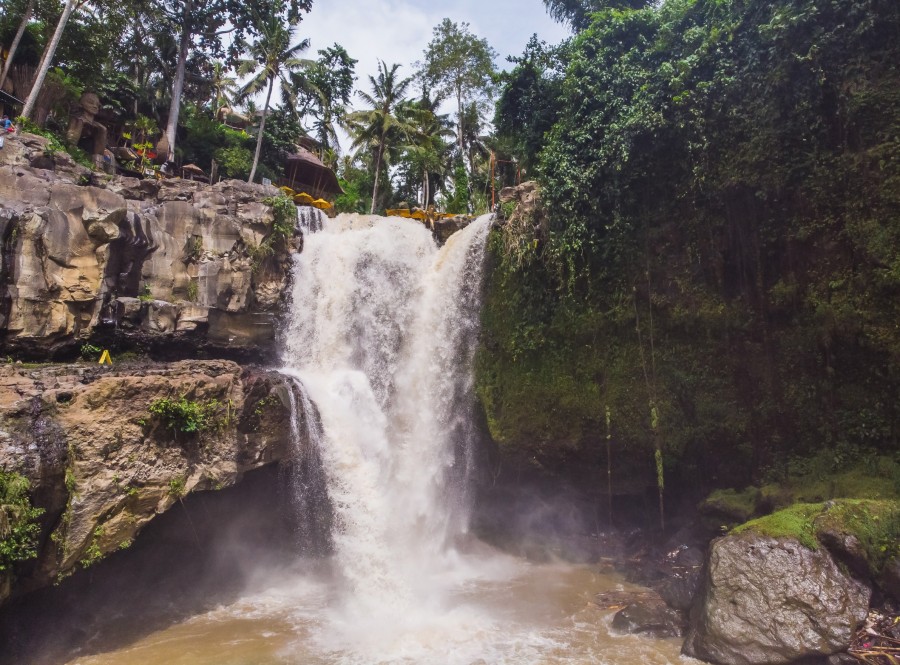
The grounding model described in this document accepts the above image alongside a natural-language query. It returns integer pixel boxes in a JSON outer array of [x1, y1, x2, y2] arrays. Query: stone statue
[[66, 92, 108, 167]]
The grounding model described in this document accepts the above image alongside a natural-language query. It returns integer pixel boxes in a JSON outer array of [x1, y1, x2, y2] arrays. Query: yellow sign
[[98, 350, 112, 365]]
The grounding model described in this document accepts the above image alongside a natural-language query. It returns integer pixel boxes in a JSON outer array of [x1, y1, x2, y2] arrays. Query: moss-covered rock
[[683, 529, 871, 665], [732, 499, 900, 593]]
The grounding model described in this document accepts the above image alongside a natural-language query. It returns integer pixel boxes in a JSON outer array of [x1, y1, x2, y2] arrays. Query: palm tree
[[399, 96, 453, 208], [344, 61, 414, 214], [236, 10, 311, 183], [208, 61, 238, 117]]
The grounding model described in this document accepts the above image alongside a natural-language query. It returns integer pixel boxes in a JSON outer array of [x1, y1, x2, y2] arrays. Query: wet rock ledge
[[0, 360, 306, 606]]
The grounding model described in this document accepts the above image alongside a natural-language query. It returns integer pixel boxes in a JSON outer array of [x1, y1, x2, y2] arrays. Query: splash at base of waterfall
[[65, 555, 694, 665], [60, 214, 697, 665]]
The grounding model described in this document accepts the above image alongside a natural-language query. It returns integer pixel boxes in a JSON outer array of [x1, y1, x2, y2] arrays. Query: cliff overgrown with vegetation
[[479, 0, 900, 505]]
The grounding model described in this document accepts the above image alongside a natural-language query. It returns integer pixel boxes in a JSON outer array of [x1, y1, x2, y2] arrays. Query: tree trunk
[[20, 0, 76, 121], [456, 91, 464, 158], [0, 0, 35, 91], [164, 0, 193, 163], [370, 142, 384, 214], [247, 76, 274, 184], [423, 167, 429, 208]]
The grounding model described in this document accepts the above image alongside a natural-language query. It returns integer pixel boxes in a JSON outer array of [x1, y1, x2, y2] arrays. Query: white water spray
[[281, 212, 493, 629]]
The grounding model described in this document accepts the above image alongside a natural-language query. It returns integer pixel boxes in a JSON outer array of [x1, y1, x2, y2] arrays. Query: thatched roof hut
[[277, 148, 343, 200]]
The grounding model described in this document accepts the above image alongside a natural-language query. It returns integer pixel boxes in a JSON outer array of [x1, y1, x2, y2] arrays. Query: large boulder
[[683, 532, 871, 665]]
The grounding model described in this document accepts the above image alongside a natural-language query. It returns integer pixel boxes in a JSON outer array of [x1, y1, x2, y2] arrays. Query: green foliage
[[734, 502, 823, 550], [79, 525, 104, 568], [168, 476, 186, 498], [180, 107, 251, 173], [214, 145, 254, 180], [264, 193, 296, 239], [478, 0, 900, 498], [79, 343, 101, 360], [186, 280, 199, 302], [148, 396, 220, 434], [0, 471, 44, 572], [444, 159, 469, 214], [137, 284, 153, 302], [542, 0, 652, 31], [495, 36, 567, 171]]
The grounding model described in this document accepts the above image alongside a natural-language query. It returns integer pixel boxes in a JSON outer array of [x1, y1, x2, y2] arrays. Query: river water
[[65, 555, 689, 665], [69, 213, 693, 665]]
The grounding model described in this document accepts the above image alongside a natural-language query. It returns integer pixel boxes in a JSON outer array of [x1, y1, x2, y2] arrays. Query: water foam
[[282, 213, 494, 637]]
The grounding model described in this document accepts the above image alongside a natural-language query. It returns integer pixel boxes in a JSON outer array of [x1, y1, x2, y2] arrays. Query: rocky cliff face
[[0, 132, 319, 607], [0, 359, 306, 605], [0, 132, 300, 360]]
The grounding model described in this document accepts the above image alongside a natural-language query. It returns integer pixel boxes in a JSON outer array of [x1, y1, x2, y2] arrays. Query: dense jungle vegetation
[[480, 0, 900, 511]]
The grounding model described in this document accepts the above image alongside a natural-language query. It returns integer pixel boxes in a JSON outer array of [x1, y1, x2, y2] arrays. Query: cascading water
[[61, 211, 695, 665], [281, 212, 493, 632]]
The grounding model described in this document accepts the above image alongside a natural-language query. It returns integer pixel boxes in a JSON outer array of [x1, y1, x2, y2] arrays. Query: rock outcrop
[[0, 360, 307, 605], [0, 132, 300, 360], [683, 532, 871, 665]]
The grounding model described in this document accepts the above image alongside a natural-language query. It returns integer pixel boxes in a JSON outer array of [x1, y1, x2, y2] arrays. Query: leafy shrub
[[0, 472, 44, 572], [148, 396, 219, 434]]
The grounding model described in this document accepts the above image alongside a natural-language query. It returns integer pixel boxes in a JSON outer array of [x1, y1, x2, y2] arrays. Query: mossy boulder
[[733, 499, 900, 591], [683, 529, 871, 665]]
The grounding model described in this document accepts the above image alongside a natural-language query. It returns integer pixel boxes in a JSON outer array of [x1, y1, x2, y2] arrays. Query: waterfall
[[296, 206, 326, 234], [281, 212, 493, 621]]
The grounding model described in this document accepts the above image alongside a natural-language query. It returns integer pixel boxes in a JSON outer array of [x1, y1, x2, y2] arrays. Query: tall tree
[[420, 19, 497, 159], [20, 0, 79, 120], [160, 0, 311, 163], [208, 60, 237, 116], [304, 44, 355, 153], [0, 0, 35, 90], [398, 91, 452, 208], [236, 4, 311, 183], [344, 61, 414, 214]]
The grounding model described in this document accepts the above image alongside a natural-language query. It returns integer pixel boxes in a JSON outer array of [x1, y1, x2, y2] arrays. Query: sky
[[298, 0, 571, 121]]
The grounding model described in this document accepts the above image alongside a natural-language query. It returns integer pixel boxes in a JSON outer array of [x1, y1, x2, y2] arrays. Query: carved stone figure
[[66, 92, 108, 165]]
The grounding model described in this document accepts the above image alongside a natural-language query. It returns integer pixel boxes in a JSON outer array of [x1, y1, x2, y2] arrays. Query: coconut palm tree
[[236, 8, 312, 183], [399, 96, 453, 208], [344, 61, 414, 214], [208, 61, 238, 117]]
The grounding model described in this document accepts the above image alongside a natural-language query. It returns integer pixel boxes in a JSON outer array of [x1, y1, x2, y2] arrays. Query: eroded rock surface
[[0, 132, 297, 359], [0, 360, 306, 605], [683, 532, 871, 665]]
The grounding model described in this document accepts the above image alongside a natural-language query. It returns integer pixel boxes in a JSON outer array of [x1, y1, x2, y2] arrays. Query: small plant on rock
[[149, 396, 220, 434], [79, 343, 101, 361]]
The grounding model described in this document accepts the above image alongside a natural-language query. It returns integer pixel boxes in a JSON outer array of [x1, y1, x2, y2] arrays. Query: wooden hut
[[277, 148, 343, 201]]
